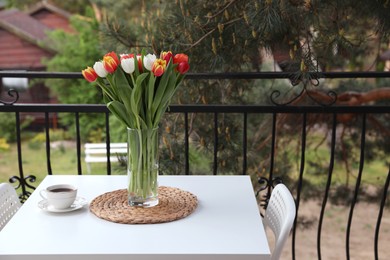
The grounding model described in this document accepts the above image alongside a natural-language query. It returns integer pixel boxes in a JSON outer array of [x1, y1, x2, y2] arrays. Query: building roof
[[0, 8, 54, 51], [0, 3, 72, 70], [28, 1, 72, 19], [28, 1, 74, 33]]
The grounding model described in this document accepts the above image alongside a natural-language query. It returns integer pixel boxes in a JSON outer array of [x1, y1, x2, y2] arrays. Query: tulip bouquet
[[82, 50, 189, 129], [82, 50, 189, 207]]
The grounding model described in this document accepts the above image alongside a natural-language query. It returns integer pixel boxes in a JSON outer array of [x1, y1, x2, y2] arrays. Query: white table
[[0, 175, 271, 260]]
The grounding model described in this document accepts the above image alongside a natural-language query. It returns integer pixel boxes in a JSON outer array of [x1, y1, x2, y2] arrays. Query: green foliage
[[43, 12, 106, 140], [25, 129, 72, 150], [44, 14, 103, 90], [98, 0, 390, 73], [0, 113, 16, 142], [0, 113, 33, 143], [30, 129, 72, 143], [92, 0, 164, 53], [150, 1, 263, 72], [11, 0, 390, 73]]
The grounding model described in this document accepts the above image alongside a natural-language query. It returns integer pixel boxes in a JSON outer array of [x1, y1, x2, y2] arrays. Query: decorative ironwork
[[256, 176, 283, 214], [0, 88, 19, 105], [9, 175, 37, 203], [270, 73, 338, 106]]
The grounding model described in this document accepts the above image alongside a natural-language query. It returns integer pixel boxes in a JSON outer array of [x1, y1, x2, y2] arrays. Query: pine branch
[[205, 0, 239, 19], [184, 17, 243, 51]]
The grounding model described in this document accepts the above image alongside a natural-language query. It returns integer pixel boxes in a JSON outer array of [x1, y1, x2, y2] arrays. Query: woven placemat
[[89, 186, 198, 224]]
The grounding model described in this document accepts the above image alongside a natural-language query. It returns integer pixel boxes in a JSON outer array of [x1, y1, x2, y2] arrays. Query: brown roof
[[0, 8, 54, 51], [28, 1, 71, 19], [28, 2, 74, 33]]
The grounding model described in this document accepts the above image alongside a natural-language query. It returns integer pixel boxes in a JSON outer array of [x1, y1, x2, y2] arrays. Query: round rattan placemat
[[89, 186, 198, 224]]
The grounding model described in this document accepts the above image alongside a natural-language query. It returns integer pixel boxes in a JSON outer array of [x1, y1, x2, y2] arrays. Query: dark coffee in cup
[[50, 188, 74, 193]]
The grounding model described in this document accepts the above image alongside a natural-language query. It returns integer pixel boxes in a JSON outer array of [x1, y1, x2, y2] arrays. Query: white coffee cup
[[40, 184, 77, 209]]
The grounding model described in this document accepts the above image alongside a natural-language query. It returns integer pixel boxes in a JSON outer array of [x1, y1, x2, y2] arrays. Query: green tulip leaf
[[107, 100, 132, 128]]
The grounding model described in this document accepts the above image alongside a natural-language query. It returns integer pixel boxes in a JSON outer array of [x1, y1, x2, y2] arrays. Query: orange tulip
[[103, 52, 119, 73], [152, 59, 167, 77], [82, 67, 98, 82]]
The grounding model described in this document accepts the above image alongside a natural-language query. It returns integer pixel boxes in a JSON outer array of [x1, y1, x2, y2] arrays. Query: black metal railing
[[0, 71, 389, 260]]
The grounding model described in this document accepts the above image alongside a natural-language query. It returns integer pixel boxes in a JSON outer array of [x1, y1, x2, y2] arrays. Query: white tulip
[[143, 54, 157, 71], [121, 58, 135, 74], [93, 61, 108, 78]]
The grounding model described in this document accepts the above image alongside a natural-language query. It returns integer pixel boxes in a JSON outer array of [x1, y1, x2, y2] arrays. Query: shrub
[[0, 138, 9, 151]]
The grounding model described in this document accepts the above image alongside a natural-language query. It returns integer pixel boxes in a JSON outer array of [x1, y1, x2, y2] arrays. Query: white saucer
[[38, 197, 88, 213]]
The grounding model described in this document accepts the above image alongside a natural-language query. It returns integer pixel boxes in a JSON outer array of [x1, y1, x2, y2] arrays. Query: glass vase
[[127, 127, 159, 207]]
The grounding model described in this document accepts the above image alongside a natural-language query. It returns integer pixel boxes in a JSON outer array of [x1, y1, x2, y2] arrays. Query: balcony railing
[[0, 71, 389, 260]]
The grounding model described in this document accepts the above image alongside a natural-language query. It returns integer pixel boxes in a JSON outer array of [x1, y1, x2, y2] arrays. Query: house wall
[[0, 28, 52, 70]]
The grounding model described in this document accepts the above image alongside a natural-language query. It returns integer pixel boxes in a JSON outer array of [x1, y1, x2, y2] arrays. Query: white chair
[[0, 183, 21, 231], [263, 183, 296, 260]]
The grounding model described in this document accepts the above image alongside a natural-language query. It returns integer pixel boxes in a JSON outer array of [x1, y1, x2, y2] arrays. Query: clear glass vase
[[127, 127, 159, 207]]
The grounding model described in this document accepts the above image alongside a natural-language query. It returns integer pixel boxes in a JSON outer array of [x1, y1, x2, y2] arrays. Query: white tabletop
[[0, 175, 270, 260]]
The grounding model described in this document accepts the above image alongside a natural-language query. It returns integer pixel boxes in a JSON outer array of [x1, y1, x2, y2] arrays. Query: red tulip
[[82, 67, 98, 82], [103, 52, 119, 73], [152, 59, 167, 77], [160, 51, 173, 64], [177, 62, 190, 74], [173, 53, 189, 64], [120, 54, 132, 60], [136, 54, 143, 72]]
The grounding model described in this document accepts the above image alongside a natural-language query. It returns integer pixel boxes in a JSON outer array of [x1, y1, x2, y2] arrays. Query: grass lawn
[[280, 131, 389, 188]]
